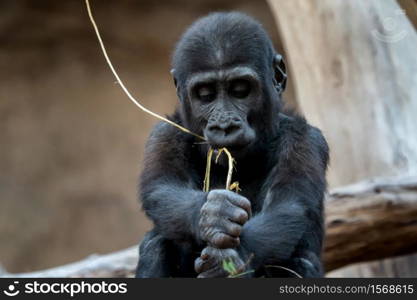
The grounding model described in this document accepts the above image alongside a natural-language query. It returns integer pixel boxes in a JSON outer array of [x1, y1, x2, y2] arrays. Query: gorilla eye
[[229, 80, 251, 99], [195, 84, 216, 102]]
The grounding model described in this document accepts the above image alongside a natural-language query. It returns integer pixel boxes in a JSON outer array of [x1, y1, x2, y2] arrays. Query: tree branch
[[324, 175, 417, 271], [1, 247, 138, 278]]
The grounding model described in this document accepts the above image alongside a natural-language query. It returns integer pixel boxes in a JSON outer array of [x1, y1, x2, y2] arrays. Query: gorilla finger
[[200, 246, 215, 258], [195, 256, 215, 274], [194, 257, 204, 273], [228, 207, 249, 225], [225, 221, 242, 237], [200, 246, 220, 261], [197, 267, 228, 278], [201, 251, 209, 260], [226, 193, 252, 217], [211, 232, 240, 248]]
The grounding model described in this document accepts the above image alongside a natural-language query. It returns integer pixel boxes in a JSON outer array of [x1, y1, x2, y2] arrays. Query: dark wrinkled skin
[[199, 190, 251, 250], [135, 12, 329, 278], [195, 247, 246, 278]]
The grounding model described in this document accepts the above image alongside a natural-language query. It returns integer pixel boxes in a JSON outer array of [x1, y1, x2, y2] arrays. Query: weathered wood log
[[2, 176, 416, 277], [327, 253, 417, 278], [1, 247, 138, 278], [324, 175, 417, 271]]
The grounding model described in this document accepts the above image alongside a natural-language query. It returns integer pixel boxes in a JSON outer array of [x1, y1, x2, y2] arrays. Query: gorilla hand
[[199, 190, 251, 248], [195, 247, 246, 278]]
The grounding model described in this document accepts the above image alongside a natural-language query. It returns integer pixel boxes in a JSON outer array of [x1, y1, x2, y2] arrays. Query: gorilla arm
[[140, 123, 206, 243]]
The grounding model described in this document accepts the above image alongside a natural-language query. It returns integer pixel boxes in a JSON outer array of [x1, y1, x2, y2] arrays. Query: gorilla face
[[188, 66, 258, 150], [171, 12, 287, 155]]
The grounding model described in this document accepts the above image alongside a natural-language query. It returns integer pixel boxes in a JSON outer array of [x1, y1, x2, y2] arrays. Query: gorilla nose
[[205, 120, 245, 147]]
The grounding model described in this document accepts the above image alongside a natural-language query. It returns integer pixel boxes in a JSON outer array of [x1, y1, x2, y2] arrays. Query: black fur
[[136, 12, 329, 278]]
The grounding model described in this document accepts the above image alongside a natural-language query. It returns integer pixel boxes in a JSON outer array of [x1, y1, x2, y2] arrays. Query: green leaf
[[222, 259, 237, 275]]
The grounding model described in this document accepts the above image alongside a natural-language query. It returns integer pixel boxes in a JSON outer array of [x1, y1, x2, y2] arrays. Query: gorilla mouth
[[207, 138, 254, 157], [206, 135, 252, 151]]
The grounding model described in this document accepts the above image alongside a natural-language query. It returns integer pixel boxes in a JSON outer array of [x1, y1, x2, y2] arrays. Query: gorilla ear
[[273, 54, 287, 93], [170, 68, 178, 88], [171, 68, 182, 100]]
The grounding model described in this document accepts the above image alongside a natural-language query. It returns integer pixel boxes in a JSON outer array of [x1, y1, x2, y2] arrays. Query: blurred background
[[0, 0, 416, 277], [0, 0, 284, 274]]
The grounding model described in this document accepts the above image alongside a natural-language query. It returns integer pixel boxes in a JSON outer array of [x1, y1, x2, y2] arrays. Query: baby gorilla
[[136, 12, 329, 278]]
